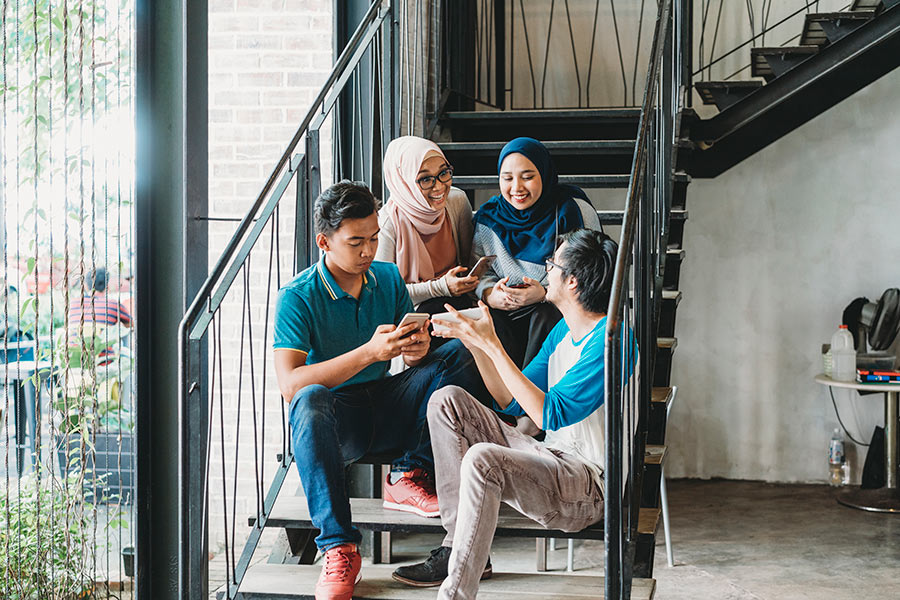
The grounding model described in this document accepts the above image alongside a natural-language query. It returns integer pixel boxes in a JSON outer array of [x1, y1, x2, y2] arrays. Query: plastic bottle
[[830, 325, 857, 382], [829, 428, 844, 487]]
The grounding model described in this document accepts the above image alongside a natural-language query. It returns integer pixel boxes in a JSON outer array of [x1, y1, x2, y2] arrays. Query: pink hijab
[[382, 136, 451, 283]]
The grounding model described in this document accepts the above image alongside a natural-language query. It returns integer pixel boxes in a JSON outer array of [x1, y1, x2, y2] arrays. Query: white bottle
[[830, 325, 856, 382], [829, 428, 844, 487]]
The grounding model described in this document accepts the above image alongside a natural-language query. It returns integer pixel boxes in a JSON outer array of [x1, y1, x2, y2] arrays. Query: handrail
[[604, 0, 681, 597], [176, 1, 393, 597]]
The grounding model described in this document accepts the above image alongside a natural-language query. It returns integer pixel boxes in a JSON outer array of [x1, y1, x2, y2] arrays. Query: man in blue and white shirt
[[392, 229, 629, 598]]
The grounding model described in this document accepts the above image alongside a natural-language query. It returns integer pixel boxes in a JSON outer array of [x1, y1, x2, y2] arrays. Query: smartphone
[[397, 312, 429, 338], [460, 255, 496, 280], [507, 281, 529, 289], [431, 307, 483, 333]]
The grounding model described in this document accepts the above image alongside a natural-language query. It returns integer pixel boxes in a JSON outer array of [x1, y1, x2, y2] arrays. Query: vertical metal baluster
[[563, 0, 582, 107], [539, 0, 555, 108]]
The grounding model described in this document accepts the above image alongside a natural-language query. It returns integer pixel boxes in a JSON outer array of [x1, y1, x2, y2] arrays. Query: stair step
[[597, 209, 687, 225], [851, 0, 900, 11], [644, 444, 667, 467], [750, 45, 820, 82], [232, 564, 657, 600], [441, 108, 641, 141], [252, 494, 663, 542], [453, 172, 690, 191], [801, 11, 875, 47], [651, 386, 675, 409], [662, 289, 682, 305], [694, 80, 764, 112], [441, 141, 635, 175], [657, 337, 677, 351]]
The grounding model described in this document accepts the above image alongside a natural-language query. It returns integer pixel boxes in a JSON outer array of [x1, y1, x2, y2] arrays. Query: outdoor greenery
[[0, 473, 95, 600], [1, 1, 135, 597]]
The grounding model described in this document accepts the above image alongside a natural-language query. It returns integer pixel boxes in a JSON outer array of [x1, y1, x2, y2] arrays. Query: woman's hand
[[483, 277, 517, 310], [485, 276, 545, 310], [443, 266, 478, 297], [503, 276, 546, 307]]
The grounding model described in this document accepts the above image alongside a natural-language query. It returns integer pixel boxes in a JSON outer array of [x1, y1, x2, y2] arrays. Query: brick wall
[[207, 0, 333, 557]]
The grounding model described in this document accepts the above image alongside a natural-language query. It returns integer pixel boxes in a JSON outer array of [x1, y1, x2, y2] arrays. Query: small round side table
[[815, 374, 900, 513]]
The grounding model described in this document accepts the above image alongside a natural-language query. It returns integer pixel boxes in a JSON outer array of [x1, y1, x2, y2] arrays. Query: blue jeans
[[288, 339, 483, 551]]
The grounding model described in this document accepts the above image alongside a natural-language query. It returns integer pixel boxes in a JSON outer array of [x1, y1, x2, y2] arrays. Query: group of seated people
[[272, 136, 620, 600]]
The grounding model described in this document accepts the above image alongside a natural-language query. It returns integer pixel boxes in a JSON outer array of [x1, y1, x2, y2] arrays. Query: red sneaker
[[383, 468, 440, 518], [315, 543, 361, 600]]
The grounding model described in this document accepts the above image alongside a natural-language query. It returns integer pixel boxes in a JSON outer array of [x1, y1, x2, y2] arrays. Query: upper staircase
[[688, 0, 900, 176]]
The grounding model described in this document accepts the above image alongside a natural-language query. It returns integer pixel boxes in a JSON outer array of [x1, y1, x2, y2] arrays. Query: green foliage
[[0, 473, 95, 600]]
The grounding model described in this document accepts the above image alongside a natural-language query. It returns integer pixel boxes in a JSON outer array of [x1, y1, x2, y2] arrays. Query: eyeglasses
[[545, 258, 565, 273], [416, 166, 454, 190]]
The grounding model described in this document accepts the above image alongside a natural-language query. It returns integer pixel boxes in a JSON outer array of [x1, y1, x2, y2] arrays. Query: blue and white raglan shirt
[[498, 316, 635, 494]]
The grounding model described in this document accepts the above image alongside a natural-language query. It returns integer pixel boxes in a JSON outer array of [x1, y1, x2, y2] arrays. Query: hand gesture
[[443, 266, 478, 297], [431, 301, 499, 354]]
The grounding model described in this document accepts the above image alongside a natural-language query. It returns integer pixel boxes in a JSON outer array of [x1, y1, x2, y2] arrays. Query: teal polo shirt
[[273, 255, 413, 390]]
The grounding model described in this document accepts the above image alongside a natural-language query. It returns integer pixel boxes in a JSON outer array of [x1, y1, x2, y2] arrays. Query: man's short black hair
[[314, 180, 377, 235], [87, 267, 108, 293], [556, 229, 618, 314]]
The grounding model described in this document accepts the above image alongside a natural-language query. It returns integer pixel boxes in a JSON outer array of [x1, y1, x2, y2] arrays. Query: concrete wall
[[667, 67, 900, 483]]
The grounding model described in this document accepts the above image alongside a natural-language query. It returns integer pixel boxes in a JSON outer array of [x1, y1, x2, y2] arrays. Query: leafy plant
[[0, 473, 95, 600]]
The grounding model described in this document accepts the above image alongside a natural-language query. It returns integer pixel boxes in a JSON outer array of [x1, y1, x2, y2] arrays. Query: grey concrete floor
[[211, 479, 900, 599]]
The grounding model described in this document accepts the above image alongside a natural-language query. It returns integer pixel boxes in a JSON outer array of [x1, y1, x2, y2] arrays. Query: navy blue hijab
[[474, 137, 588, 265]]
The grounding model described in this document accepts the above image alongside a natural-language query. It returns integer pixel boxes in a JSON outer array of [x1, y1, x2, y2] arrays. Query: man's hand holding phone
[[364, 313, 430, 363], [443, 266, 478, 296]]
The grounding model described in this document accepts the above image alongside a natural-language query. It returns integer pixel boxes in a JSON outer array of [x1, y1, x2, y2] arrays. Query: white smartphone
[[397, 312, 429, 338], [431, 307, 484, 333], [463, 255, 496, 280]]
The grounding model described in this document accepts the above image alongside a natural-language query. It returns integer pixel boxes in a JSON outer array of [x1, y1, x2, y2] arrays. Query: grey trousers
[[428, 385, 604, 600]]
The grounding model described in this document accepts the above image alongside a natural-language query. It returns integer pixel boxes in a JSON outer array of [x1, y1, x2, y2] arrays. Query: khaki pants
[[428, 385, 604, 600]]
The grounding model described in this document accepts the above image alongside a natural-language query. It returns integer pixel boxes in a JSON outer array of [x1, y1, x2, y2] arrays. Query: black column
[[135, 1, 208, 598]]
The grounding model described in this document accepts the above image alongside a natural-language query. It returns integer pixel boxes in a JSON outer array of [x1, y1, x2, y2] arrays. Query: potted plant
[[54, 324, 135, 505]]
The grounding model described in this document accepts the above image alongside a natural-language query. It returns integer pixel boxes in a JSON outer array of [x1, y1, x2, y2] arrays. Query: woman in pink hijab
[[376, 136, 477, 314]]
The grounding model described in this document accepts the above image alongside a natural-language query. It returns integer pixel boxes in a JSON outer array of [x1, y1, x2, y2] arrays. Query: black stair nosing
[[232, 564, 657, 600], [441, 140, 635, 152], [442, 108, 642, 121]]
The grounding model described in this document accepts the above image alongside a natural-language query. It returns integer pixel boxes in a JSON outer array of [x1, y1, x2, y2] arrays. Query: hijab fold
[[382, 136, 452, 283], [473, 137, 588, 265]]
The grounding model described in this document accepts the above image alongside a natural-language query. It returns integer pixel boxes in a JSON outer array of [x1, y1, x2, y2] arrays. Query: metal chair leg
[[660, 465, 673, 567]]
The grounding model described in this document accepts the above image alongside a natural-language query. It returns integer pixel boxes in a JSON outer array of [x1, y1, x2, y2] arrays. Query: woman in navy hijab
[[472, 137, 601, 369]]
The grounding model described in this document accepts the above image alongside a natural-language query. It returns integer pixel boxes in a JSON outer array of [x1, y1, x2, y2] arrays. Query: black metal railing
[[177, 1, 398, 597], [605, 0, 686, 597]]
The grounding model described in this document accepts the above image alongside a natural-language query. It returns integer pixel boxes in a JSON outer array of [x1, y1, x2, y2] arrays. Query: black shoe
[[391, 546, 493, 588]]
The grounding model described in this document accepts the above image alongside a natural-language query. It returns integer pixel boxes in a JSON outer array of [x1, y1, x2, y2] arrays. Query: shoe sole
[[382, 500, 440, 518], [391, 566, 493, 588]]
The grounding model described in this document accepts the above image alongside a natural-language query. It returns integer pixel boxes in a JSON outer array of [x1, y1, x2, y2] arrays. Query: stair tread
[[751, 45, 821, 55], [234, 564, 657, 599], [694, 80, 764, 89], [651, 386, 674, 406], [254, 496, 663, 541], [453, 173, 689, 189], [644, 444, 667, 466], [638, 507, 661, 536], [441, 140, 635, 151], [662, 289, 682, 304], [666, 248, 686, 259], [444, 108, 642, 121], [597, 209, 687, 224], [657, 337, 677, 350], [802, 11, 875, 45], [258, 495, 601, 539]]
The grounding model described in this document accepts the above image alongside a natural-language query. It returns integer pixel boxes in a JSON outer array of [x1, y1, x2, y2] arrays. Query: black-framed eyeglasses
[[416, 166, 454, 190], [545, 258, 565, 273]]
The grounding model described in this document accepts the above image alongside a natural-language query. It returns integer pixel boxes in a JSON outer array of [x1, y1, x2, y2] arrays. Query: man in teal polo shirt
[[273, 181, 482, 600]]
